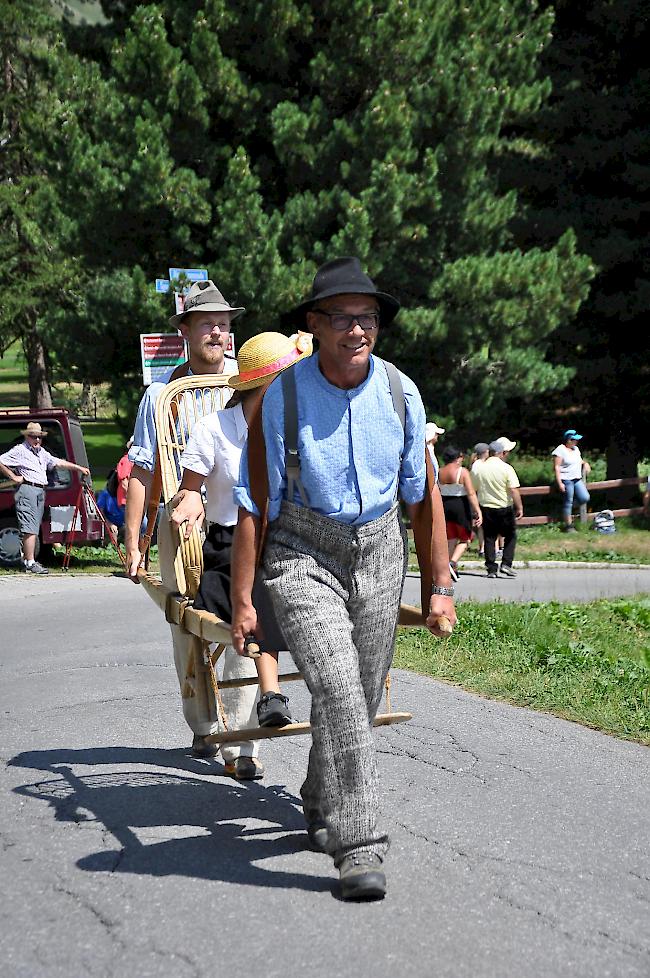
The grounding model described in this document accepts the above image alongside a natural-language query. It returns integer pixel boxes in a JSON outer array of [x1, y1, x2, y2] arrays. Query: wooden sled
[[137, 374, 426, 746]]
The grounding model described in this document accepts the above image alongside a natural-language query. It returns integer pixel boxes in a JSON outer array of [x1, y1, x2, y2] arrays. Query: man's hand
[[78, 466, 90, 477], [170, 488, 205, 540], [12, 473, 24, 485], [231, 601, 259, 655], [557, 482, 566, 493], [515, 508, 524, 520], [426, 595, 457, 637]]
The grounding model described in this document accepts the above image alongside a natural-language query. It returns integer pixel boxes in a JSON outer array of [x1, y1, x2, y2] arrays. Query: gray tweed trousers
[[261, 500, 408, 865]]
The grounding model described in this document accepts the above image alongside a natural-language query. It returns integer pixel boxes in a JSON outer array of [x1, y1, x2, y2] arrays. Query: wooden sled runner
[[137, 374, 431, 747]]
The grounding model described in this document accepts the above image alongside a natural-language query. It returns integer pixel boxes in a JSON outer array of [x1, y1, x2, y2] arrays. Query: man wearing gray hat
[[124, 279, 264, 778], [471, 440, 523, 578]]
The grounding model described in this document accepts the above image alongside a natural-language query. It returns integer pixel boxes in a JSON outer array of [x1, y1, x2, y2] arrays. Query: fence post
[[579, 462, 588, 523]]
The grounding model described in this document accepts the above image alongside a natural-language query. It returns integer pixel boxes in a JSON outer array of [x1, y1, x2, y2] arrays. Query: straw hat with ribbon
[[21, 421, 48, 438], [228, 332, 313, 391]]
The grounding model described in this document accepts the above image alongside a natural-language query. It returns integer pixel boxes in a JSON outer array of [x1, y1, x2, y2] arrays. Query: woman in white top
[[438, 445, 482, 581], [552, 428, 591, 532], [171, 331, 312, 727]]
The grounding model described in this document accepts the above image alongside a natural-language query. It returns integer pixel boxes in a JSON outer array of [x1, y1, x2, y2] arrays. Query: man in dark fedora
[[124, 279, 266, 778], [231, 257, 456, 899], [0, 421, 90, 574]]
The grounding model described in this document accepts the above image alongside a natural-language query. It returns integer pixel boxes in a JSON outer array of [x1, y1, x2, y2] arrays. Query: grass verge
[[395, 596, 650, 745]]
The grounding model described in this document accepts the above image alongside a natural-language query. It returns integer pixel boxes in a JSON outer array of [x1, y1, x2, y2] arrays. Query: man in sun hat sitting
[[230, 256, 456, 900], [0, 421, 90, 574], [124, 279, 265, 778]]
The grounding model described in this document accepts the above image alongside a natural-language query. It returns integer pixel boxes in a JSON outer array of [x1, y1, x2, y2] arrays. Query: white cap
[[425, 422, 445, 440], [495, 436, 517, 452]]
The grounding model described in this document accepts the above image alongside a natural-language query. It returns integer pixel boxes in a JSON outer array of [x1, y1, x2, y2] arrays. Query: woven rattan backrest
[[154, 374, 233, 598]]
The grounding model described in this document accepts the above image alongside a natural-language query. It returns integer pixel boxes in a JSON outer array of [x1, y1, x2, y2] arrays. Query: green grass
[[82, 421, 128, 485], [0, 343, 30, 408], [395, 596, 650, 745]]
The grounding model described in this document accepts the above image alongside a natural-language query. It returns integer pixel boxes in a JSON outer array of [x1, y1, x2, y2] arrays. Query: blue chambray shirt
[[234, 353, 427, 525]]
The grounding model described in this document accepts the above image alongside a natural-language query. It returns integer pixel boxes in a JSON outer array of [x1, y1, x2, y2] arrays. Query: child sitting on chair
[[170, 331, 312, 727]]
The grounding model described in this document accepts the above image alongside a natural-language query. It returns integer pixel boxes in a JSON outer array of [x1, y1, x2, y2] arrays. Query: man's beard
[[193, 339, 226, 371]]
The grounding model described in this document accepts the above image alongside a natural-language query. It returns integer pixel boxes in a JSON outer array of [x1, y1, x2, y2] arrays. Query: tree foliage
[[3, 0, 599, 444]]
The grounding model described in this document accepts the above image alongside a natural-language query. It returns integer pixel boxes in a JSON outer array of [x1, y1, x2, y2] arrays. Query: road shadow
[[9, 746, 333, 894]]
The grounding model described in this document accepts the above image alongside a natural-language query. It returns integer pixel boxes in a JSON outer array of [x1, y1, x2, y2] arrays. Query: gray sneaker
[[499, 565, 517, 578], [339, 852, 386, 900], [24, 561, 49, 575]]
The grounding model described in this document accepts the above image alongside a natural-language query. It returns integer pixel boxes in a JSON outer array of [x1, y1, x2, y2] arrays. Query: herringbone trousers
[[261, 501, 407, 864]]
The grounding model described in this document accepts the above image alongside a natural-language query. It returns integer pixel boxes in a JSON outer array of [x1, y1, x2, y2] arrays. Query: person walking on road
[[438, 445, 482, 581], [552, 429, 591, 532], [124, 279, 265, 778], [230, 256, 456, 901], [0, 421, 90, 574], [472, 438, 523, 578]]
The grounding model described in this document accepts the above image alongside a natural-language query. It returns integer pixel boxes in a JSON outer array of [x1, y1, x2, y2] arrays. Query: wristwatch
[[431, 584, 455, 597]]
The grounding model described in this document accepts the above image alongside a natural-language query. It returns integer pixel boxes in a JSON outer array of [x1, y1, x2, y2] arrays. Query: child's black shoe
[[257, 692, 293, 727]]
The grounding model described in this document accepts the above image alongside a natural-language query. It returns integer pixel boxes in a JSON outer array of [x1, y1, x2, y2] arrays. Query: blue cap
[[563, 429, 583, 440]]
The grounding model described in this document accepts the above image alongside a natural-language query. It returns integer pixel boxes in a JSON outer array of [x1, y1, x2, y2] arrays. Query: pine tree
[[14, 0, 596, 436]]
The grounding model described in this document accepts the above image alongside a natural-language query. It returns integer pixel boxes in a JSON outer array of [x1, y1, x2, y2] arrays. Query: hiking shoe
[[306, 818, 330, 853], [499, 565, 517, 578], [257, 692, 293, 727], [449, 561, 459, 582], [24, 561, 49, 575], [339, 852, 386, 901], [487, 570, 497, 579], [191, 733, 219, 759], [223, 756, 264, 780], [495, 548, 503, 559], [562, 524, 577, 533]]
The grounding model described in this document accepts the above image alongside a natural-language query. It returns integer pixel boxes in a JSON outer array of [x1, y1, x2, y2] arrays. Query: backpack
[[593, 509, 616, 534], [106, 467, 119, 498]]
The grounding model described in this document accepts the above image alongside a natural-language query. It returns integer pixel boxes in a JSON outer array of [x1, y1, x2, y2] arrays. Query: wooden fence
[[518, 476, 646, 527]]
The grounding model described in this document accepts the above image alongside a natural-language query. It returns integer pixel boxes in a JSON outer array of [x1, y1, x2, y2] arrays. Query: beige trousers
[[157, 507, 261, 761]]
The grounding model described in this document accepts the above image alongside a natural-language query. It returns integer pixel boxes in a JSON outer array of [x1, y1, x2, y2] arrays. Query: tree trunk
[[22, 320, 53, 410], [606, 406, 639, 507], [79, 380, 93, 416]]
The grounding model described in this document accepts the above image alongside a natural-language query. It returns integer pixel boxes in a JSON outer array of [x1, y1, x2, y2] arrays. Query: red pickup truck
[[0, 407, 104, 566]]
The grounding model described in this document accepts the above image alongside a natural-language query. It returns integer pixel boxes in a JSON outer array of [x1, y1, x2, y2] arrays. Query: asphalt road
[[403, 562, 650, 605], [1, 574, 649, 978]]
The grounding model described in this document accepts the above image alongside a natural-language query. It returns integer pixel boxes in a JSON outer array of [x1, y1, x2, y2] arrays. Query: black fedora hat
[[280, 257, 401, 330]]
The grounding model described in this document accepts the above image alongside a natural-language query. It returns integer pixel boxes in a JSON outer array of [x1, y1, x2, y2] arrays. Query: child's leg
[[255, 650, 281, 694], [255, 650, 293, 727]]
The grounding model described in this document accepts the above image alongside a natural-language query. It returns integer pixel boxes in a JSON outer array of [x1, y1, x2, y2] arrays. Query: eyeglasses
[[28, 434, 43, 440], [313, 310, 380, 332]]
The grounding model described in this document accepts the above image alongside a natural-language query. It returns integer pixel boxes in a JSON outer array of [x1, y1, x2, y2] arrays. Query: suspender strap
[[381, 359, 406, 437], [281, 367, 309, 507]]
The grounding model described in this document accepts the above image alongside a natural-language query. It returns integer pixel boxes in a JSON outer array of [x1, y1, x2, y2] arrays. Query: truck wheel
[[0, 517, 25, 567]]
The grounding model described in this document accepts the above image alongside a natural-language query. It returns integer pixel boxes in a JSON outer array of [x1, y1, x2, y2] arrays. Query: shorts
[[14, 483, 46, 535]]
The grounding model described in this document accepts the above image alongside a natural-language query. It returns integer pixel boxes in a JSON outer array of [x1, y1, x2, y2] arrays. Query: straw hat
[[21, 421, 48, 438], [228, 332, 313, 391], [169, 279, 245, 329]]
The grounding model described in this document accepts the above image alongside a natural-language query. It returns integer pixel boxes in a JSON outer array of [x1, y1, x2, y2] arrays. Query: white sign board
[[140, 333, 188, 385]]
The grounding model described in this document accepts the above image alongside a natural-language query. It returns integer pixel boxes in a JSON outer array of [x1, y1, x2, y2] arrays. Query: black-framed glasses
[[313, 310, 380, 332], [28, 434, 43, 440]]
